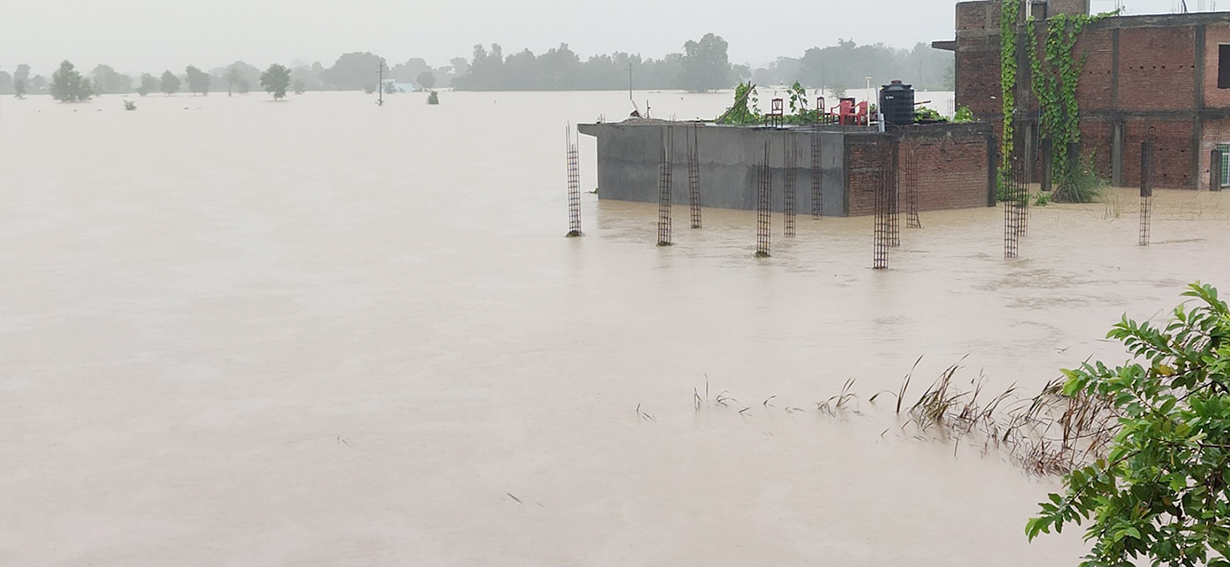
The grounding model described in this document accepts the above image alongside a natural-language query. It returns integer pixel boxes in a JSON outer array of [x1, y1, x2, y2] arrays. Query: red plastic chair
[[837, 98, 856, 125]]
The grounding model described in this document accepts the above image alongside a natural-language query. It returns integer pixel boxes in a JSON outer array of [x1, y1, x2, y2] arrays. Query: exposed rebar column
[[888, 140, 901, 247], [1140, 140, 1154, 246], [688, 124, 702, 228], [565, 125, 582, 237], [756, 141, 771, 258], [657, 125, 674, 246], [810, 131, 823, 218], [784, 134, 797, 237], [904, 135, 921, 229], [1004, 156, 1025, 258], [873, 144, 890, 269]]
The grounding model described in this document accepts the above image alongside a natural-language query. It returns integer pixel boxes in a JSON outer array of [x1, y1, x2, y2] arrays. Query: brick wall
[[957, 1, 993, 31], [904, 133, 993, 211], [1116, 26, 1196, 112], [845, 136, 893, 217], [1078, 119, 1115, 180], [1123, 119, 1196, 189], [1204, 23, 1230, 108], [958, 36, 1002, 119], [1075, 29, 1115, 113], [846, 127, 993, 217]]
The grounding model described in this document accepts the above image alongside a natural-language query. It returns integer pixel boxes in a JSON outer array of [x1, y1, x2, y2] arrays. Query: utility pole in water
[[377, 59, 385, 106], [628, 62, 641, 117]]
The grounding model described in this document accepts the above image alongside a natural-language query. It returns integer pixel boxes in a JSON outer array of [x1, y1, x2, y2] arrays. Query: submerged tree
[[185, 65, 211, 95], [91, 64, 132, 95], [136, 73, 158, 96], [416, 70, 436, 90], [50, 61, 93, 102], [225, 66, 241, 96], [261, 64, 291, 100], [1027, 282, 1230, 566], [160, 70, 181, 95], [681, 33, 732, 92], [13, 64, 29, 98], [320, 52, 384, 90]]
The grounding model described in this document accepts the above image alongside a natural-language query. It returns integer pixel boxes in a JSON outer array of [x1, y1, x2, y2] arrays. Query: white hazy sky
[[0, 0, 1192, 75]]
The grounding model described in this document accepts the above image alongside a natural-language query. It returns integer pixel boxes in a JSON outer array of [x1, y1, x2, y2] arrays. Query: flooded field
[[2, 90, 1228, 565]]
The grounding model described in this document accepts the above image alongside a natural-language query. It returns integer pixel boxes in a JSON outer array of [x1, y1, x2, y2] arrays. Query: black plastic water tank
[[879, 80, 915, 127]]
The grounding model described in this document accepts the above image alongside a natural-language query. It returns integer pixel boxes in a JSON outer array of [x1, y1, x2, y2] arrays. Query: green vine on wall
[[1025, 10, 1115, 201], [998, 0, 1019, 200]]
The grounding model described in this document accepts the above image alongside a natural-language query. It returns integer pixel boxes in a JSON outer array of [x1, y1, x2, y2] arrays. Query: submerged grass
[[686, 357, 1118, 477]]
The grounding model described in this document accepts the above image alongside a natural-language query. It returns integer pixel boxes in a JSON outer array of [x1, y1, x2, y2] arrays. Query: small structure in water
[[577, 118, 996, 217]]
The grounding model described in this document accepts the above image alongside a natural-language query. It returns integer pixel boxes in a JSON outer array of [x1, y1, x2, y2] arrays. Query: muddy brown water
[[2, 90, 1228, 565]]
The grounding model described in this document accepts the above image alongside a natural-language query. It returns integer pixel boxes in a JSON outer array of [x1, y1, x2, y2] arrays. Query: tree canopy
[[50, 60, 92, 102], [451, 43, 684, 91], [136, 74, 158, 96], [160, 70, 181, 95], [681, 33, 732, 92], [185, 65, 211, 95], [392, 58, 430, 84], [792, 40, 953, 92], [91, 64, 131, 95], [1027, 283, 1230, 566], [416, 70, 436, 90], [261, 63, 291, 100], [219, 61, 261, 96], [320, 52, 383, 91]]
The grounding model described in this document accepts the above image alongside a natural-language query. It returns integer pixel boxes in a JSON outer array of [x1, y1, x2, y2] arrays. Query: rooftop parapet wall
[[577, 123, 847, 215]]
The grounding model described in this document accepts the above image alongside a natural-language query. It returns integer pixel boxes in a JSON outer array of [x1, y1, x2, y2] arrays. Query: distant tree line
[[449, 35, 951, 92], [0, 54, 454, 99], [0, 35, 952, 99], [453, 34, 738, 92], [753, 39, 954, 92]]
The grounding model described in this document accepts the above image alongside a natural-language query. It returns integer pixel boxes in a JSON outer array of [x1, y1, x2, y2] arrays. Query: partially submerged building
[[577, 121, 997, 216], [935, 0, 1230, 189]]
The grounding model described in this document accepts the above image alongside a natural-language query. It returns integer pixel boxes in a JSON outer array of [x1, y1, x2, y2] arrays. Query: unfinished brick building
[[935, 0, 1230, 189]]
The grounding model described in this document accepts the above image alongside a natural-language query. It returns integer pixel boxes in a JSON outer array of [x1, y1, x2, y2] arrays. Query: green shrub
[[1027, 283, 1230, 567]]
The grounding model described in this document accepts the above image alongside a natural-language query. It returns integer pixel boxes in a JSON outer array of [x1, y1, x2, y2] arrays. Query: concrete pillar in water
[[1211, 149, 1223, 192]]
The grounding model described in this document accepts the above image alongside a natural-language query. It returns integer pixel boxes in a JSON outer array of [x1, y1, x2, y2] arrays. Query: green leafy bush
[[1053, 153, 1105, 203], [1027, 283, 1230, 567]]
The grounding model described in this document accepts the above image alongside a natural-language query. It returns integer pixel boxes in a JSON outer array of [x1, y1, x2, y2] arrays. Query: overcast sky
[[0, 0, 1194, 75]]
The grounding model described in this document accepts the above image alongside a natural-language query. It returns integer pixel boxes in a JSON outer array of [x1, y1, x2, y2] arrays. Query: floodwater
[[2, 90, 1228, 566]]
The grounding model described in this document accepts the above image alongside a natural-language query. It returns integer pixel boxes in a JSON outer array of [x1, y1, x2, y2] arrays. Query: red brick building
[[935, 0, 1230, 189]]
